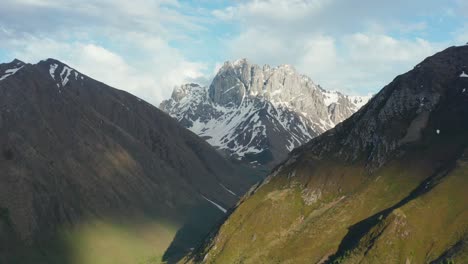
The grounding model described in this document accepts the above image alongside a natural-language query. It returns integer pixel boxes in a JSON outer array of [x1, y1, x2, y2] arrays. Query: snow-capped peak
[[161, 58, 371, 168]]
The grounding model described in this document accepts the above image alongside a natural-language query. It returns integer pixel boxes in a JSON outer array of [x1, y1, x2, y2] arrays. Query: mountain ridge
[[161, 58, 371, 168], [185, 45, 468, 264], [0, 57, 259, 263]]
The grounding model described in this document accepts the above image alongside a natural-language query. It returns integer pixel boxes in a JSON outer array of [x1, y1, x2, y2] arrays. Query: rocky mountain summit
[[186, 45, 468, 264], [0, 58, 258, 263], [160, 59, 371, 168]]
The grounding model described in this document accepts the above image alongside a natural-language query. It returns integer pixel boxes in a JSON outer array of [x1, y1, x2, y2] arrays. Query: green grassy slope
[[188, 142, 467, 264], [0, 216, 179, 264]]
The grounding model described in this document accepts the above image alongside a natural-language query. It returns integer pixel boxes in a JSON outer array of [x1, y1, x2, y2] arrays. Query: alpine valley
[[185, 45, 468, 264], [160, 59, 371, 169]]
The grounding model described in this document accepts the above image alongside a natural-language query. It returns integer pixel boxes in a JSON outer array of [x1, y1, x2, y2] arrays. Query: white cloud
[[452, 24, 468, 45], [0, 0, 209, 105], [345, 34, 436, 62], [456, 0, 468, 17], [299, 36, 337, 71], [1, 0, 466, 101], [212, 7, 236, 21], [306, 34, 441, 93], [8, 0, 61, 7], [7, 33, 205, 105], [222, 28, 442, 94], [227, 28, 294, 66], [233, 0, 327, 21], [212, 0, 458, 94]]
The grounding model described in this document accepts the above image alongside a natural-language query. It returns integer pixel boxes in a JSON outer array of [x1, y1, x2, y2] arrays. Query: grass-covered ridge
[[186, 136, 468, 264], [183, 45, 468, 264]]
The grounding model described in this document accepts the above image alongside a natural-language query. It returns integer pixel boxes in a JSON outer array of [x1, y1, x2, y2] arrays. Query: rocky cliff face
[[186, 46, 468, 264], [293, 44, 468, 169], [0, 58, 259, 263], [160, 59, 371, 168]]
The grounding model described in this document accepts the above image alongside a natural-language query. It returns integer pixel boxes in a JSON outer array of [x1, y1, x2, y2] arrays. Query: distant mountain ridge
[[160, 59, 371, 168]]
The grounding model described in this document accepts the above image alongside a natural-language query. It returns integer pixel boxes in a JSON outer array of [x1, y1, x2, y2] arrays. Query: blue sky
[[0, 0, 467, 105]]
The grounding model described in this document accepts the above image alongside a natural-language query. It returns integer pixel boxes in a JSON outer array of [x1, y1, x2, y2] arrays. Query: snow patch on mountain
[[49, 64, 58, 79], [349, 94, 374, 109], [60, 66, 73, 86], [46, 60, 82, 87], [0, 66, 24, 81], [323, 91, 339, 106], [201, 195, 227, 213], [220, 183, 238, 196]]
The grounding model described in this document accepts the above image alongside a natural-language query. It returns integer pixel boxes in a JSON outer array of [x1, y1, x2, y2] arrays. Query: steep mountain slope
[[160, 59, 371, 168], [186, 45, 468, 264], [0, 58, 259, 264]]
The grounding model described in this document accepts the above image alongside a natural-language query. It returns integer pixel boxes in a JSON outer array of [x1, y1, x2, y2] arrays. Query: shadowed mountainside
[[0, 58, 260, 264]]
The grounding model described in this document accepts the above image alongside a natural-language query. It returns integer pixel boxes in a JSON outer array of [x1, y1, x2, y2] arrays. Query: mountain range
[[160, 59, 371, 169], [0, 58, 259, 264], [186, 45, 468, 264], [1, 45, 467, 264]]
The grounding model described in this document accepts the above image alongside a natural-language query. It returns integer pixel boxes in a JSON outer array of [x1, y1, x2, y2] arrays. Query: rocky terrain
[[160, 59, 371, 168], [185, 45, 468, 264], [0, 58, 259, 264]]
